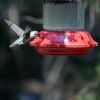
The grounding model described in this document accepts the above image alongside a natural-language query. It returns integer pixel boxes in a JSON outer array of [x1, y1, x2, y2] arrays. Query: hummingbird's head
[[30, 31, 39, 39]]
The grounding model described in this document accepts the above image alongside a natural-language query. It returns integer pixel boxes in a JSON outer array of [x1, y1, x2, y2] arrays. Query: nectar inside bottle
[[43, 0, 84, 30]]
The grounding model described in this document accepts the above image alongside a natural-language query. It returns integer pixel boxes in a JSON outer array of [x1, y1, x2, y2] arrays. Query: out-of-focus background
[[0, 0, 100, 100]]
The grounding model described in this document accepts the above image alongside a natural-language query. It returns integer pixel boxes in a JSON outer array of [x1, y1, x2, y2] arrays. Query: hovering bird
[[4, 19, 39, 47]]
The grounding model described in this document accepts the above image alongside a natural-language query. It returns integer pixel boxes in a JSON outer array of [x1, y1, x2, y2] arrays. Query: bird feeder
[[30, 0, 98, 55]]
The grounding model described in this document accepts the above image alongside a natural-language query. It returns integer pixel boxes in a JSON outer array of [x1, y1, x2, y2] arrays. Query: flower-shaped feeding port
[[30, 0, 98, 55]]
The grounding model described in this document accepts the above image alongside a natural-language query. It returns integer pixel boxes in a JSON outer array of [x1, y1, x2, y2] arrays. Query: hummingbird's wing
[[9, 36, 25, 47], [4, 19, 25, 36], [4, 19, 39, 47]]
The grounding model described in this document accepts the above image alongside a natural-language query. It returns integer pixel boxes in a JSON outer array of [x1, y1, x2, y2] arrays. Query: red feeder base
[[30, 30, 98, 55]]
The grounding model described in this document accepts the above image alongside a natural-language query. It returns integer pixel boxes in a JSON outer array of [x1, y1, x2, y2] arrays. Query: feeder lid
[[30, 30, 98, 55]]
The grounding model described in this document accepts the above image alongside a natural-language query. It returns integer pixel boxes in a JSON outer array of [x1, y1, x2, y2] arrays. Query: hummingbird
[[4, 19, 39, 48]]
